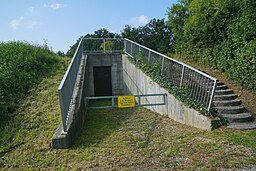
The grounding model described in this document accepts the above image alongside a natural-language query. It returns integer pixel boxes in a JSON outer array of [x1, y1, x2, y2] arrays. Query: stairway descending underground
[[213, 81, 256, 130]]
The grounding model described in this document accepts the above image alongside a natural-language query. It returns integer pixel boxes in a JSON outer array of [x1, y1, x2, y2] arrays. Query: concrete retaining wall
[[51, 54, 89, 149], [122, 55, 220, 130], [51, 53, 124, 148]]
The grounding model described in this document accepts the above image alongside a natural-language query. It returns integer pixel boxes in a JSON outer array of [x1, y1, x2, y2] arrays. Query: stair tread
[[214, 94, 237, 97], [216, 84, 227, 88], [214, 106, 245, 110], [227, 122, 256, 130], [221, 113, 253, 119], [217, 81, 224, 85], [213, 99, 242, 107], [213, 99, 241, 103], [215, 89, 233, 92]]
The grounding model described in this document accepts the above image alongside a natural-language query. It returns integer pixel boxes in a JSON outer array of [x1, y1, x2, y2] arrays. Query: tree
[[121, 25, 141, 43], [167, 0, 189, 54], [56, 51, 65, 57], [100, 40, 114, 52], [121, 19, 173, 54], [167, 0, 256, 91]]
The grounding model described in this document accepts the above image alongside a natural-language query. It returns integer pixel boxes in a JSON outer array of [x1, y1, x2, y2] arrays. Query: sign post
[[118, 96, 135, 108]]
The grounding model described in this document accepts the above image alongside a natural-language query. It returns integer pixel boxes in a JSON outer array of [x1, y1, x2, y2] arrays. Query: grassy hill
[[0, 42, 255, 170], [0, 41, 70, 159]]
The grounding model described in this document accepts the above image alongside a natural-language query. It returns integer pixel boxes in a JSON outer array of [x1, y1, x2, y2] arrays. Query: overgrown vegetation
[[0, 41, 59, 110], [0, 41, 67, 156], [168, 0, 256, 92]]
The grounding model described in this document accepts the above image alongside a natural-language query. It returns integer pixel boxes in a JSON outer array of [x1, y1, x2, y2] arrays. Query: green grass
[[0, 57, 70, 158], [0, 57, 255, 170]]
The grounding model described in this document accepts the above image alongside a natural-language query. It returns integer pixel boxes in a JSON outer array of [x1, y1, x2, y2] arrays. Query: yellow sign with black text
[[118, 96, 135, 108]]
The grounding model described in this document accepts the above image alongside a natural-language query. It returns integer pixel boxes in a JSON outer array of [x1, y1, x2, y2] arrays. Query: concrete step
[[217, 81, 224, 86], [213, 99, 241, 107], [227, 122, 256, 130], [215, 84, 228, 90], [214, 106, 245, 114], [221, 113, 254, 123], [214, 94, 238, 101], [214, 89, 234, 95]]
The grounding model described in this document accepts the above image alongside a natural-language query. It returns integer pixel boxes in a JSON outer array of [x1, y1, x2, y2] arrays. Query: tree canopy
[[121, 18, 173, 54], [167, 0, 256, 91]]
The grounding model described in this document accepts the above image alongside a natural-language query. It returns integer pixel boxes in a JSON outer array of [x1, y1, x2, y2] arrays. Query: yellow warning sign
[[118, 96, 135, 108]]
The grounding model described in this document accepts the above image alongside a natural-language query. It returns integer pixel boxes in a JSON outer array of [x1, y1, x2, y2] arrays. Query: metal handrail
[[85, 93, 166, 109], [83, 38, 124, 54], [124, 38, 216, 81], [124, 38, 217, 111]]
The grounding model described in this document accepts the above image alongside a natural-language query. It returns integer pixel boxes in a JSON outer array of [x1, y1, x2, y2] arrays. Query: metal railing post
[[161, 56, 165, 75], [180, 66, 185, 87], [131, 43, 133, 56], [112, 97, 115, 107], [148, 51, 151, 65], [124, 39, 126, 53], [207, 80, 217, 111], [103, 39, 106, 53]]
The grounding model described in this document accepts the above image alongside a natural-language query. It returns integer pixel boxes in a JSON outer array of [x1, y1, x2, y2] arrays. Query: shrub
[[0, 41, 60, 117]]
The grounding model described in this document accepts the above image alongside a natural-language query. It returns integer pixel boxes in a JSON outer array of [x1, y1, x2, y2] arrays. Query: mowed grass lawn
[[0, 60, 256, 170]]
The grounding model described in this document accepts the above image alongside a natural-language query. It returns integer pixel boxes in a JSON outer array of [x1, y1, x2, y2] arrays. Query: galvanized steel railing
[[85, 93, 166, 109], [83, 38, 124, 54], [58, 38, 84, 133], [124, 38, 217, 111]]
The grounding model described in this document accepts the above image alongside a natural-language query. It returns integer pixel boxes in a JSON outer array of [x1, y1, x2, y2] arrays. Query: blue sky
[[1, 0, 177, 53]]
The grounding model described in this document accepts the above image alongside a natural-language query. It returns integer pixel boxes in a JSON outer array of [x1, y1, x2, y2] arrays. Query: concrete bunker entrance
[[51, 38, 222, 149], [52, 53, 219, 149], [86, 53, 167, 109]]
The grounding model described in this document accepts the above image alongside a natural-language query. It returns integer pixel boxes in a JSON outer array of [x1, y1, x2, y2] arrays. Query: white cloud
[[9, 6, 42, 31], [44, 3, 67, 10], [9, 16, 41, 31], [27, 21, 42, 29], [9, 16, 24, 30], [127, 15, 150, 27]]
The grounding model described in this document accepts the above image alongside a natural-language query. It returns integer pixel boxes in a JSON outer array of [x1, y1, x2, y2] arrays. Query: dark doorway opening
[[93, 66, 112, 96]]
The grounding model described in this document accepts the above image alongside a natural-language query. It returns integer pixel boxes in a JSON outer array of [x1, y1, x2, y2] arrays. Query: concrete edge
[[51, 55, 88, 149]]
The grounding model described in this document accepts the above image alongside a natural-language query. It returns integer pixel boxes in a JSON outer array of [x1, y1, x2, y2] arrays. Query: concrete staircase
[[213, 81, 256, 130]]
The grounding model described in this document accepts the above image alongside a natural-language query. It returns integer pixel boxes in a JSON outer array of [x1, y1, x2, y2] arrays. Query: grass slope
[[0, 59, 255, 170]]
